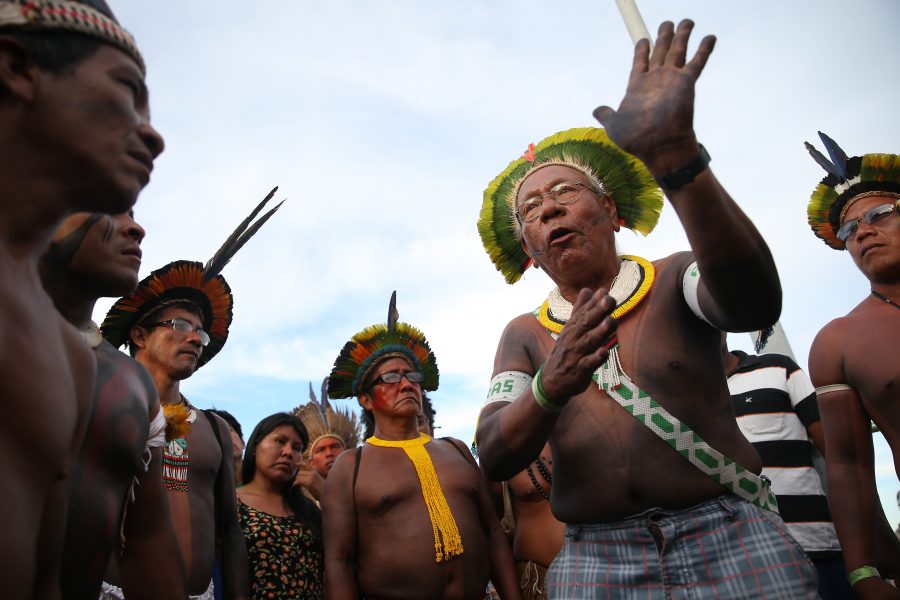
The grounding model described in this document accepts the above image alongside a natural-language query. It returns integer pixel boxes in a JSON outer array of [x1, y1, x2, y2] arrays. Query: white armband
[[682, 261, 713, 325], [140, 409, 167, 472], [816, 383, 853, 395], [483, 371, 533, 407]]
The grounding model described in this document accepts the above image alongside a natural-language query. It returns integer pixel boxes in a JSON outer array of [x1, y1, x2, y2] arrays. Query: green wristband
[[532, 366, 566, 413], [848, 565, 880, 587]]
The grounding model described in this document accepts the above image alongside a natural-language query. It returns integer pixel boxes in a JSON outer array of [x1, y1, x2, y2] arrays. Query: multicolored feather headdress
[[805, 131, 900, 250], [293, 378, 361, 457], [101, 187, 283, 369], [328, 291, 439, 399], [478, 127, 663, 284], [0, 0, 145, 73]]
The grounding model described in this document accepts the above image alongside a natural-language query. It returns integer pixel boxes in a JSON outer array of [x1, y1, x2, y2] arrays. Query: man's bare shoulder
[[494, 311, 547, 373], [329, 445, 359, 479], [432, 436, 475, 460], [809, 315, 852, 386], [96, 340, 158, 411]]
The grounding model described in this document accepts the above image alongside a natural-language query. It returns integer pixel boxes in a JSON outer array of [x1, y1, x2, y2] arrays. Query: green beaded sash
[[600, 372, 779, 513]]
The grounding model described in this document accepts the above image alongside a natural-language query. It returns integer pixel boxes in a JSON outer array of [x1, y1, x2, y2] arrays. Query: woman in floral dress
[[238, 413, 324, 599]]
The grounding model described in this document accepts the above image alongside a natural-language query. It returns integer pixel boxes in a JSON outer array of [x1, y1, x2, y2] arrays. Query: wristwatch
[[655, 144, 711, 191]]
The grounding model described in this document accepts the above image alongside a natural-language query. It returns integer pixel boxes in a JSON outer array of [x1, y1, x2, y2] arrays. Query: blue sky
[[100, 1, 900, 522]]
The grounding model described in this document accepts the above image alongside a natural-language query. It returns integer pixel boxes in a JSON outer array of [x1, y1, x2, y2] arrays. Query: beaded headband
[[805, 131, 900, 250], [328, 292, 439, 399], [101, 187, 283, 369], [478, 127, 663, 284], [0, 0, 144, 73]]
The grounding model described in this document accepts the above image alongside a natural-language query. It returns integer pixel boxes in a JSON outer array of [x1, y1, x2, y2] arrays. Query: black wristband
[[655, 144, 711, 191]]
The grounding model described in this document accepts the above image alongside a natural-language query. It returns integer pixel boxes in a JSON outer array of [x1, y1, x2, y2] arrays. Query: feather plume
[[387, 290, 399, 334], [202, 187, 284, 282], [308, 381, 317, 405], [805, 142, 845, 180], [818, 131, 849, 179], [321, 377, 331, 413]]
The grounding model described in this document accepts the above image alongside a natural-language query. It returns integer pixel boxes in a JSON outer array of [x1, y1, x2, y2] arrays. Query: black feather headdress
[[805, 132, 900, 250], [101, 187, 284, 368]]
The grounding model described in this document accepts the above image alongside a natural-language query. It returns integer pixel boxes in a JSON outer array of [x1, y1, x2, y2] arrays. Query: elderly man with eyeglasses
[[475, 20, 818, 598], [322, 294, 520, 600], [804, 133, 900, 597]]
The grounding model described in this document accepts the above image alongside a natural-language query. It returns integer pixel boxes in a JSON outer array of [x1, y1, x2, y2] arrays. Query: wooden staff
[[614, 0, 652, 46]]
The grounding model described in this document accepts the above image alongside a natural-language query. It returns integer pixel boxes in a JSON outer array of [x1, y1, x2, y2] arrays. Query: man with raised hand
[[476, 20, 817, 598], [0, 1, 163, 597], [805, 132, 900, 598]]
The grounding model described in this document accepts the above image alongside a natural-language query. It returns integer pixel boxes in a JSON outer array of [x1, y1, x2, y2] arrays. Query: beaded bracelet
[[532, 366, 567, 413], [847, 565, 880, 587]]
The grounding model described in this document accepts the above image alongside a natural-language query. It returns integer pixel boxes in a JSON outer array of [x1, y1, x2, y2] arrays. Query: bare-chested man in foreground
[[476, 20, 817, 598], [40, 212, 185, 599], [804, 132, 900, 598], [0, 1, 162, 597], [323, 295, 520, 600]]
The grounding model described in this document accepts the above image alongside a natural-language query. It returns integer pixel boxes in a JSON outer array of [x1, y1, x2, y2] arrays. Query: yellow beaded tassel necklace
[[366, 432, 463, 562]]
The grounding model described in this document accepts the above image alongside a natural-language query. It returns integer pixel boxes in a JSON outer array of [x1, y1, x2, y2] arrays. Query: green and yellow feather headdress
[[478, 127, 663, 284], [328, 292, 439, 399], [805, 131, 900, 250]]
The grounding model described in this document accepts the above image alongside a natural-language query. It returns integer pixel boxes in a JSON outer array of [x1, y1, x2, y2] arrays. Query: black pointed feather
[[804, 142, 844, 180], [321, 378, 331, 413], [817, 131, 849, 179], [387, 291, 399, 333], [202, 187, 284, 282]]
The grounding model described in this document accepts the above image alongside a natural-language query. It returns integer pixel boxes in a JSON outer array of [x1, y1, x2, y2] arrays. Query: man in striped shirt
[[723, 340, 851, 599]]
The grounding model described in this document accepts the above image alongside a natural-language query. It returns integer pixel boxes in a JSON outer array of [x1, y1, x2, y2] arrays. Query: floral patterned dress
[[238, 501, 325, 599]]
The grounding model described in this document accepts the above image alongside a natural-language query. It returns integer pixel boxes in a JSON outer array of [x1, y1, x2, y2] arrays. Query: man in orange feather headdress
[[100, 189, 282, 600]]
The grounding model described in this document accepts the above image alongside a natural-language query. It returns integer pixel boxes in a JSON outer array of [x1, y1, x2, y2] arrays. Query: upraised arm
[[323, 450, 361, 600], [594, 20, 780, 331]]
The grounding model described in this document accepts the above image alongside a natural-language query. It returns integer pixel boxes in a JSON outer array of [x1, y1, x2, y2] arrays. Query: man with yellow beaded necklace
[[322, 293, 520, 600], [475, 20, 817, 598]]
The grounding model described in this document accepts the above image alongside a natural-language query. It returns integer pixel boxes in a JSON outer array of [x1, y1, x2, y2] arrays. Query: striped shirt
[[727, 351, 841, 558]]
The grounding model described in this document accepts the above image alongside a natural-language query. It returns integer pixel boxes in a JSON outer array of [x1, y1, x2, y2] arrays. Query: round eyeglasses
[[837, 200, 899, 243], [517, 181, 599, 223], [373, 371, 424, 386], [146, 318, 210, 346]]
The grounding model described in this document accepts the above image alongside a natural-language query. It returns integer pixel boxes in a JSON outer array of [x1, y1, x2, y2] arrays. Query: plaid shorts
[[546, 494, 818, 599]]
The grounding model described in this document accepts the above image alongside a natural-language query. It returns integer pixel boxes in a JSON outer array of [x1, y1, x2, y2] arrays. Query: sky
[[100, 1, 900, 522]]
